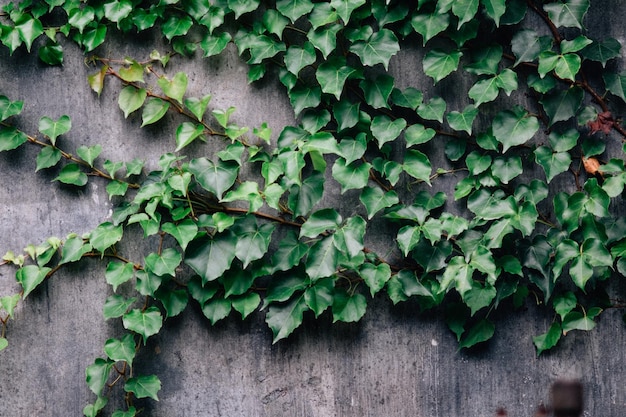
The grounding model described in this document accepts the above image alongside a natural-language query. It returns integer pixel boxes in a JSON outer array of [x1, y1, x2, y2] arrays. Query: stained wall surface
[[0, 2, 625, 416]]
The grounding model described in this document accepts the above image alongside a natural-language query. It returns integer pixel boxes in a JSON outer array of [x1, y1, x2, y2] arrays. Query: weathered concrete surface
[[0, 2, 626, 416]]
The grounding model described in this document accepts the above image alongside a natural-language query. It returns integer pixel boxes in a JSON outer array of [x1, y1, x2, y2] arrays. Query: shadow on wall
[[497, 380, 583, 417]]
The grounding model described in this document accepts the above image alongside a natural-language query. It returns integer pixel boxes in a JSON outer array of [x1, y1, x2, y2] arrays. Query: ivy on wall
[[0, 0, 625, 414]]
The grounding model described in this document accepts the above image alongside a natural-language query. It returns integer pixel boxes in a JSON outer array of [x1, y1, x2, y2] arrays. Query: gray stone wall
[[1, 1, 625, 416]]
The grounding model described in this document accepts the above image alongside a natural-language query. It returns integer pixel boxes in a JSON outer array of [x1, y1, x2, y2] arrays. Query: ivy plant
[[1, 0, 626, 414]]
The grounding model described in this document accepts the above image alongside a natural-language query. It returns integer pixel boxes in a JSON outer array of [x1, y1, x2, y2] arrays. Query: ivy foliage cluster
[[1, 0, 626, 414]]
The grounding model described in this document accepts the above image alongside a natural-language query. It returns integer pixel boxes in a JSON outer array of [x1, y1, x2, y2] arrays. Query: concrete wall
[[1, 2, 625, 416]]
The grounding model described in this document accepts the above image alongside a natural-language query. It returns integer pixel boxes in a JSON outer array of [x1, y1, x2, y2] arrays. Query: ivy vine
[[1, 0, 625, 415]]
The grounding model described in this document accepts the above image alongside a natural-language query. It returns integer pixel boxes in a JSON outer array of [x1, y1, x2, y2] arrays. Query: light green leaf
[[104, 333, 136, 364], [491, 156, 523, 184], [16, 265, 51, 298], [481, 0, 506, 26], [403, 149, 432, 185], [90, 222, 123, 253], [145, 248, 181, 277], [330, 0, 366, 23], [105, 261, 134, 292], [124, 375, 161, 401], [175, 122, 204, 152], [189, 157, 239, 199], [38, 115, 71, 145], [534, 147, 571, 183], [452, 0, 479, 28], [118, 86, 147, 118], [122, 307, 163, 344], [76, 144, 102, 167], [85, 358, 113, 396], [359, 263, 391, 297], [157, 72, 188, 104], [161, 14, 193, 39], [54, 163, 88, 186], [185, 231, 237, 283], [371, 115, 406, 148], [288, 85, 322, 116], [36, 146, 62, 171], [446, 105, 478, 134], [307, 23, 342, 59], [423, 49, 462, 83], [417, 97, 446, 122], [102, 294, 136, 320]]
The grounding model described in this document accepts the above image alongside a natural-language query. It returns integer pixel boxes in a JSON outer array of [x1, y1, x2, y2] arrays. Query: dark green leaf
[[38, 42, 63, 65], [306, 236, 339, 280], [410, 12, 450, 45], [304, 278, 334, 317], [359, 187, 399, 219], [189, 157, 239, 199], [16, 265, 50, 298], [185, 231, 237, 283], [359, 74, 394, 109], [266, 294, 308, 342], [543, 0, 589, 29], [533, 322, 562, 356], [492, 106, 539, 152], [459, 319, 495, 349], [332, 290, 366, 322], [349, 28, 399, 70]]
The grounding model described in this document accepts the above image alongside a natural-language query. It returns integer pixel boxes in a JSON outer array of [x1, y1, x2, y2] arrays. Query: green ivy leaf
[[85, 358, 113, 396], [229, 292, 259, 319], [284, 42, 316, 76], [175, 122, 204, 152], [533, 322, 562, 356], [452, 0, 479, 28], [511, 29, 552, 66], [83, 397, 108, 417], [0, 126, 27, 152], [38, 42, 63, 65], [124, 375, 161, 401], [581, 38, 622, 66], [459, 318, 495, 349], [103, 0, 133, 24], [16, 265, 51, 298], [89, 222, 123, 253], [481, 0, 506, 26], [330, 0, 366, 23], [141, 98, 170, 127], [304, 278, 334, 317], [410, 12, 450, 45], [403, 149, 432, 185], [122, 307, 163, 344], [266, 294, 308, 343], [316, 57, 356, 100], [276, 0, 314, 22], [288, 85, 322, 116], [300, 209, 342, 238], [349, 28, 400, 70], [145, 248, 181, 277], [105, 261, 134, 292], [423, 49, 462, 83], [155, 287, 188, 318], [332, 290, 366, 323], [104, 333, 136, 364], [490, 156, 523, 184], [307, 23, 342, 59], [38, 115, 71, 145], [77, 23, 107, 52], [54, 163, 88, 186], [15, 16, 43, 52], [68, 6, 95, 33], [359, 187, 399, 219], [359, 74, 394, 109], [446, 105, 478, 134], [35, 146, 62, 171], [562, 311, 596, 334], [76, 144, 102, 167], [103, 294, 136, 320], [157, 72, 188, 104], [228, 0, 260, 19], [371, 115, 406, 148], [534, 146, 571, 183], [417, 97, 446, 122], [288, 171, 324, 217], [306, 236, 340, 280], [543, 0, 590, 29], [492, 106, 539, 152], [161, 14, 193, 40], [189, 157, 239, 199], [185, 231, 237, 283], [111, 407, 135, 417], [0, 96, 23, 121], [118, 86, 147, 118], [539, 87, 583, 125], [359, 263, 391, 297]]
